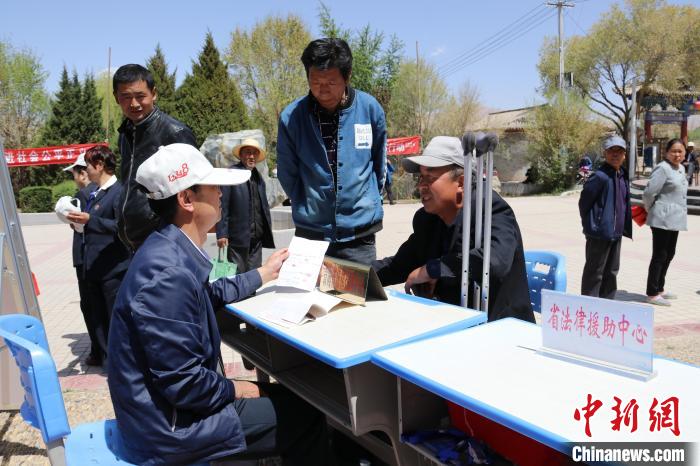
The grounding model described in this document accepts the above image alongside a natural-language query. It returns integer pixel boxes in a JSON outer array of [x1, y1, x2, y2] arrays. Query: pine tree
[[174, 32, 249, 146], [40, 67, 83, 145], [79, 74, 104, 142], [147, 44, 177, 115]]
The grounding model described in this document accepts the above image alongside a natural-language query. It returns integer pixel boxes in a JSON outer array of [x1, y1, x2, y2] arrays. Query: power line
[[437, 3, 549, 72], [565, 9, 588, 35], [439, 9, 557, 78]]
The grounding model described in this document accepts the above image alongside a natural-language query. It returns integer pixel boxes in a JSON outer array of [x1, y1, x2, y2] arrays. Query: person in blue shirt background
[[578, 135, 632, 299], [277, 38, 387, 265]]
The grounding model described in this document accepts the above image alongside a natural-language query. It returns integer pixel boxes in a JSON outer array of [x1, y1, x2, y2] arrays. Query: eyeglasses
[[417, 172, 449, 186]]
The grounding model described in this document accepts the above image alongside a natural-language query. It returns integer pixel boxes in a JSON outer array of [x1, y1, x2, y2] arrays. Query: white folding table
[[372, 318, 700, 464], [218, 285, 487, 465]]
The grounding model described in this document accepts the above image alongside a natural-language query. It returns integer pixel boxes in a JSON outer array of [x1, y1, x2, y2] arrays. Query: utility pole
[[629, 75, 638, 179], [416, 41, 422, 136], [547, 1, 574, 92], [106, 46, 111, 143]]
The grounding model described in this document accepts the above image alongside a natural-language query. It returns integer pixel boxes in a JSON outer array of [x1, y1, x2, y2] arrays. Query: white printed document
[[276, 237, 329, 291], [260, 290, 343, 327]]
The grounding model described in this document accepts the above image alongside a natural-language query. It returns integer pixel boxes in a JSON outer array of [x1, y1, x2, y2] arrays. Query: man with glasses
[[372, 136, 534, 323], [579, 135, 632, 299]]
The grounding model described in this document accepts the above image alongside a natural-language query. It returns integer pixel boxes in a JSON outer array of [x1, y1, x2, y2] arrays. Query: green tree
[[95, 69, 121, 150], [387, 59, 449, 141], [538, 0, 700, 140], [434, 81, 482, 139], [40, 67, 83, 146], [0, 42, 50, 149], [79, 74, 104, 143], [147, 44, 177, 115], [317, 2, 351, 41], [0, 41, 53, 196], [526, 94, 605, 192], [227, 15, 311, 160], [317, 2, 404, 109], [175, 32, 249, 147]]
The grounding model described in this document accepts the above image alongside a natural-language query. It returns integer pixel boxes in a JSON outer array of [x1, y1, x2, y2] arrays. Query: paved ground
[[1, 193, 698, 464]]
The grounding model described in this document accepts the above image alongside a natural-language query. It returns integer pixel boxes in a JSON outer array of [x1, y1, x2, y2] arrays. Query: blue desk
[[218, 285, 486, 465], [372, 318, 700, 464]]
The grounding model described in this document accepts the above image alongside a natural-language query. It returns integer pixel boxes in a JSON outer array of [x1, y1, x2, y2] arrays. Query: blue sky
[[2, 0, 695, 111]]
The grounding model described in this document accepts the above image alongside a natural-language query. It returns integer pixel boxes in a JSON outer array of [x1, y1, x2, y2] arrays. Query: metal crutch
[[460, 133, 476, 308], [475, 133, 499, 313], [472, 132, 485, 309]]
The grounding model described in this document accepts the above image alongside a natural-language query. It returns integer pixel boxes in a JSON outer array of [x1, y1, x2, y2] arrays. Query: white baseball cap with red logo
[[136, 143, 251, 200]]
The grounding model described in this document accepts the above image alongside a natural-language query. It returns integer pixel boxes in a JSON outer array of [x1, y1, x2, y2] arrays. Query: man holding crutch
[[372, 136, 534, 322]]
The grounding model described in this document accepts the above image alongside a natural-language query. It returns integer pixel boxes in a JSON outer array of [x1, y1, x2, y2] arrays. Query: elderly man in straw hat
[[216, 138, 275, 273]]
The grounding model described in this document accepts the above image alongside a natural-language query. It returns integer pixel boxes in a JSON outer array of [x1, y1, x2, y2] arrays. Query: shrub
[[19, 186, 53, 213], [51, 180, 78, 204], [526, 93, 605, 193]]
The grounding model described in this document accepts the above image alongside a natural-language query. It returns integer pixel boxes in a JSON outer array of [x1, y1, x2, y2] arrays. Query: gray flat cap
[[402, 136, 464, 173]]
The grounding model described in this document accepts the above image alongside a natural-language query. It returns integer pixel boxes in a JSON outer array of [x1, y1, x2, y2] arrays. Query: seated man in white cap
[[372, 136, 534, 323], [107, 143, 330, 465], [216, 138, 275, 273]]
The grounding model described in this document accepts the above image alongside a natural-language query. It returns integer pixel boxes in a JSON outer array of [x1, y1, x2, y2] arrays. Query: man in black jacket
[[578, 135, 631, 299], [216, 139, 275, 273], [373, 136, 534, 323], [113, 64, 197, 252]]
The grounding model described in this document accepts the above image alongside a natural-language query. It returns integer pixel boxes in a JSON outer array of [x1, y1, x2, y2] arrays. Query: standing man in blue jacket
[[277, 38, 387, 265], [578, 135, 632, 299], [108, 144, 329, 465]]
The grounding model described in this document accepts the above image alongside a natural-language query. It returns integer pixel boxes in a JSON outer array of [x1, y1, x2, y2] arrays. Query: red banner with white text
[[4, 143, 108, 167], [387, 136, 421, 156]]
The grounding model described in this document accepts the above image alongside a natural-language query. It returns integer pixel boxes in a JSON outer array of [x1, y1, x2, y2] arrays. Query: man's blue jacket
[[578, 163, 632, 241], [277, 89, 387, 242], [107, 224, 261, 465]]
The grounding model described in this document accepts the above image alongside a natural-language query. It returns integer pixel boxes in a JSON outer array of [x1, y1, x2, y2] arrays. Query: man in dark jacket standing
[[372, 136, 534, 323], [108, 144, 329, 465], [216, 138, 274, 273], [579, 135, 632, 299], [113, 64, 197, 252]]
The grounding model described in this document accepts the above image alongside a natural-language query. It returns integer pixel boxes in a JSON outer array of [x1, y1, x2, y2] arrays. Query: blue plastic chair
[[0, 314, 134, 465], [524, 250, 567, 312]]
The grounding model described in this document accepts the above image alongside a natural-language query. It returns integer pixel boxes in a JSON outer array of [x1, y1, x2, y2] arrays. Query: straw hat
[[232, 138, 266, 163]]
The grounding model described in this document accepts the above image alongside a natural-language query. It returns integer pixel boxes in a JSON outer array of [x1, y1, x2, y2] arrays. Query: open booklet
[[259, 289, 347, 328], [259, 241, 388, 327]]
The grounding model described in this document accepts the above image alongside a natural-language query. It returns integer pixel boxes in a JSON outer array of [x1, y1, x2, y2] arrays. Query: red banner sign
[[387, 136, 421, 156], [4, 143, 108, 167]]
